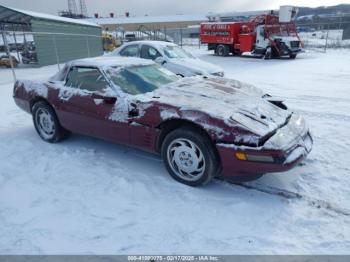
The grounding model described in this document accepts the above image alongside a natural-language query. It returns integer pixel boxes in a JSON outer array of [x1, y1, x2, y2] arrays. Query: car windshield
[[105, 64, 179, 95], [163, 45, 195, 59]]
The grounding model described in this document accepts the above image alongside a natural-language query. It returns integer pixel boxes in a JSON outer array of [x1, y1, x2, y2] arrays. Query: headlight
[[235, 152, 275, 163]]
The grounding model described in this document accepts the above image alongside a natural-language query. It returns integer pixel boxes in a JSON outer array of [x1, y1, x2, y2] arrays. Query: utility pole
[[79, 0, 88, 17], [1, 29, 17, 82]]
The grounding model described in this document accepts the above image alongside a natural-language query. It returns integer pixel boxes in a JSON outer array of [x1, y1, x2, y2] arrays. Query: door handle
[[91, 93, 117, 104]]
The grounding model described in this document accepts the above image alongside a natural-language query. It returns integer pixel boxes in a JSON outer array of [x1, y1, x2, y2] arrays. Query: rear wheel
[[290, 54, 297, 59], [161, 127, 220, 186], [215, 44, 229, 57], [32, 101, 70, 143]]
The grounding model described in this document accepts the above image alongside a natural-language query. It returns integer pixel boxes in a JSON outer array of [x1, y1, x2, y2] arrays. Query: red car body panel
[[13, 59, 312, 181], [217, 145, 305, 179]]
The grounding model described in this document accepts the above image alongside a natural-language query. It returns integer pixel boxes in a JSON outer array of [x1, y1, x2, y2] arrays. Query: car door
[[55, 66, 129, 144], [119, 44, 140, 57], [140, 44, 162, 61], [255, 25, 269, 50]]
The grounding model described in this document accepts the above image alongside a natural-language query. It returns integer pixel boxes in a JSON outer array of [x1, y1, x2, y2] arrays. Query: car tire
[[32, 101, 70, 143], [290, 54, 297, 59], [264, 47, 272, 60], [215, 44, 229, 57], [161, 126, 220, 186]]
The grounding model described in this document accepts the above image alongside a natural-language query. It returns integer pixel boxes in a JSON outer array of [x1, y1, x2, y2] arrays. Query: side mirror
[[129, 102, 139, 117], [155, 56, 166, 65], [91, 93, 117, 104]]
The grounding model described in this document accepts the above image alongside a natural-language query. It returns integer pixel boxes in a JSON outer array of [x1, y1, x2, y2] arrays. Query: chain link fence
[[2, 21, 350, 82], [117, 22, 350, 51], [117, 26, 201, 48], [1, 30, 103, 81], [296, 21, 350, 51]]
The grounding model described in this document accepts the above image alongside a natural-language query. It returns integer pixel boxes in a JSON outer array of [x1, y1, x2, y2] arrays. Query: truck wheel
[[264, 47, 272, 60], [215, 44, 229, 57], [32, 101, 70, 143], [290, 54, 297, 59], [161, 126, 219, 187]]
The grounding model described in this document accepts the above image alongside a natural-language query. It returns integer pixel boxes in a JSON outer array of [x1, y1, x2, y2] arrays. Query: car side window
[[65, 67, 109, 93], [140, 45, 162, 60], [119, 44, 139, 57]]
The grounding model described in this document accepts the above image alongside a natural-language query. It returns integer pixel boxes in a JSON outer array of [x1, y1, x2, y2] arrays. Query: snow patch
[[73, 56, 155, 69], [57, 85, 89, 101], [284, 147, 307, 165], [160, 109, 180, 120], [18, 79, 48, 98], [109, 95, 129, 123], [93, 98, 104, 105]]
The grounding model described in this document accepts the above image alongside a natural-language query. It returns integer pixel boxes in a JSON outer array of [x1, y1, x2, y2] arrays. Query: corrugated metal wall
[[343, 26, 350, 40], [32, 19, 103, 66]]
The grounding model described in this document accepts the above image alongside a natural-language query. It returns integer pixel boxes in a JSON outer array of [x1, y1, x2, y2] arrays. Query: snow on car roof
[[70, 56, 155, 68], [85, 14, 207, 25], [1, 5, 99, 27], [122, 40, 178, 48]]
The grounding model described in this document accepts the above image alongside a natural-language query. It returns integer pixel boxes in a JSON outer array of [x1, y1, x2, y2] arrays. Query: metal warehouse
[[0, 5, 103, 66], [85, 14, 207, 31]]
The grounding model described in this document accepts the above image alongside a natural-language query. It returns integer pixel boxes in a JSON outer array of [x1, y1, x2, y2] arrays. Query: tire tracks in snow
[[118, 149, 350, 217], [297, 109, 350, 122], [231, 181, 350, 217]]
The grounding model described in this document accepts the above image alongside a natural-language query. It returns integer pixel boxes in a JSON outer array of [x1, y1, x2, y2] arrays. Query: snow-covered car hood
[[169, 58, 223, 75], [137, 76, 292, 138]]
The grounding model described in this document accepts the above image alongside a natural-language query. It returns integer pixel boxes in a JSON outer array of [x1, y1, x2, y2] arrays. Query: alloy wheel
[[167, 138, 206, 181], [35, 108, 56, 140]]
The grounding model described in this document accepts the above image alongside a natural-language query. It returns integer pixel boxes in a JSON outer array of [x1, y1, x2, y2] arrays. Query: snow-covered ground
[[0, 48, 350, 254]]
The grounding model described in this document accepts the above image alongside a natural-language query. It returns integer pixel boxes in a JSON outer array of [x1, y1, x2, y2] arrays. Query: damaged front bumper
[[216, 114, 313, 180]]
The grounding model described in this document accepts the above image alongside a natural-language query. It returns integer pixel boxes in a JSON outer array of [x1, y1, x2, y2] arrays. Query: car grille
[[290, 41, 300, 49]]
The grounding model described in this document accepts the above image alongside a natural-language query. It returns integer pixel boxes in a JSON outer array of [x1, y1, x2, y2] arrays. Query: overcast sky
[[1, 0, 350, 17]]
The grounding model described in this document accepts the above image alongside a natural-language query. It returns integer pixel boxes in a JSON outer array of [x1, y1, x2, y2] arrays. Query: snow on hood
[[170, 58, 223, 74], [137, 76, 291, 137]]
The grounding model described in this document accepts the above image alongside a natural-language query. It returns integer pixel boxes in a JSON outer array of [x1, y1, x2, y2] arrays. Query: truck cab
[[254, 24, 301, 59], [255, 25, 269, 52]]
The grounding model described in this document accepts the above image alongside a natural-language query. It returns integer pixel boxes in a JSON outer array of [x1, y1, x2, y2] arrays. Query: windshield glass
[[163, 45, 195, 59], [105, 64, 179, 95]]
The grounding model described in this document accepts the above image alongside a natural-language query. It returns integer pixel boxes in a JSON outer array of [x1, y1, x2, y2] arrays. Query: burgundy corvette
[[13, 56, 312, 186]]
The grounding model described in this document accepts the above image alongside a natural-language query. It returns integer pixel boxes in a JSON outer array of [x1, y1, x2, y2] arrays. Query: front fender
[[134, 102, 260, 147]]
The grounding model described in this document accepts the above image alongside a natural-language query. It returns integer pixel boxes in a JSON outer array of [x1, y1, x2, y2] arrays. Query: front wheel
[[161, 127, 220, 186], [32, 101, 70, 143], [264, 47, 272, 60]]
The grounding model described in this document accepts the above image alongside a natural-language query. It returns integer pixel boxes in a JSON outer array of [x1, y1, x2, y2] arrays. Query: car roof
[[69, 56, 155, 68], [122, 40, 177, 48]]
